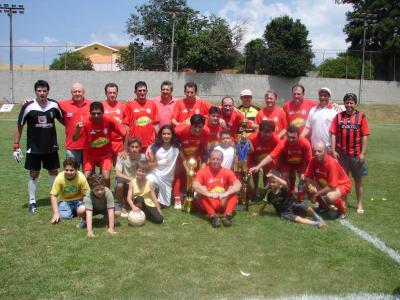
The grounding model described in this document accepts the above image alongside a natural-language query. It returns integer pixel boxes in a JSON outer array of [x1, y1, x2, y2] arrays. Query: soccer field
[[0, 111, 399, 299]]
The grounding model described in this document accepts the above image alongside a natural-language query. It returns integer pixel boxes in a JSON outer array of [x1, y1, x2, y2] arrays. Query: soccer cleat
[[28, 203, 37, 214], [76, 218, 86, 229], [210, 215, 221, 228], [174, 201, 182, 210], [222, 214, 233, 227], [316, 221, 326, 229]]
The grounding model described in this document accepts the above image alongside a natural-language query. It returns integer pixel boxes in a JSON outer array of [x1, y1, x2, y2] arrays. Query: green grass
[[1, 106, 400, 299]]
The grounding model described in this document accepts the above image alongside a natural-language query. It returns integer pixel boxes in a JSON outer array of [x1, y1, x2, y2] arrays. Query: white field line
[[267, 293, 398, 299], [339, 219, 400, 264]]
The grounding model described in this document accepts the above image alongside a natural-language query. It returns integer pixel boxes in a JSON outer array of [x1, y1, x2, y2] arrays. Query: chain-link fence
[[0, 44, 398, 81]]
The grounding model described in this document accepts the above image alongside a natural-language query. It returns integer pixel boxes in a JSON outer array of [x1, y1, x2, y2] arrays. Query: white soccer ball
[[127, 210, 146, 226]]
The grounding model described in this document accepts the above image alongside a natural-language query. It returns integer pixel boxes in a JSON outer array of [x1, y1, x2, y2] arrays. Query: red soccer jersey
[[103, 100, 125, 153], [59, 98, 92, 150], [204, 121, 222, 147], [175, 124, 210, 161], [124, 99, 159, 148], [82, 115, 126, 160], [270, 136, 312, 165], [248, 132, 280, 163], [195, 165, 238, 194], [171, 99, 211, 124], [283, 99, 316, 132], [329, 110, 371, 157], [255, 107, 288, 134], [221, 110, 245, 140], [305, 155, 351, 188]]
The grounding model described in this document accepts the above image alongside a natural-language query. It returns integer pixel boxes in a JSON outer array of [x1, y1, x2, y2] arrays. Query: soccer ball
[[127, 210, 146, 226]]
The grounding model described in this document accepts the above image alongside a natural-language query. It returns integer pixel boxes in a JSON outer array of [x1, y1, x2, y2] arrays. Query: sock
[[174, 196, 181, 204], [28, 177, 38, 204], [49, 175, 56, 188]]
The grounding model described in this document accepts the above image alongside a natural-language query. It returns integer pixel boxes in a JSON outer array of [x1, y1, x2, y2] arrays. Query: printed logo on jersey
[[103, 128, 108, 135], [114, 116, 122, 123], [210, 186, 225, 194], [38, 115, 47, 124], [291, 118, 305, 128], [287, 156, 302, 164], [90, 137, 110, 148], [183, 146, 199, 155], [135, 116, 151, 126], [64, 185, 78, 194], [66, 112, 73, 118], [35, 115, 53, 128]]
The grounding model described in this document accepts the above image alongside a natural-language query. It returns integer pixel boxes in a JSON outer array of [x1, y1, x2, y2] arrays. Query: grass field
[[0, 104, 399, 299]]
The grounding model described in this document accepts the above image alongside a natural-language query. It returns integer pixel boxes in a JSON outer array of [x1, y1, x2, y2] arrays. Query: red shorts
[[83, 156, 113, 172], [279, 161, 306, 174], [338, 182, 352, 197]]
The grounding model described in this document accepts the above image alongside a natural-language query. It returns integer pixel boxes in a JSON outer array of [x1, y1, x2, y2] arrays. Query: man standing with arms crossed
[[59, 83, 91, 168], [13, 80, 63, 213]]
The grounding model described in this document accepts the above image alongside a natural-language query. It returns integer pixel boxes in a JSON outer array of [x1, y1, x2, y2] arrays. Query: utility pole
[[0, 3, 25, 103]]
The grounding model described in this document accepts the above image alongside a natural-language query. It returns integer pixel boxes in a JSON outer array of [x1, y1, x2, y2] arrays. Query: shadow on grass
[[392, 286, 400, 298], [22, 197, 50, 209]]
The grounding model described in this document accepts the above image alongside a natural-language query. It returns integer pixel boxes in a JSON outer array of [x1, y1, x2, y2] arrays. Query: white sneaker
[[174, 202, 182, 210]]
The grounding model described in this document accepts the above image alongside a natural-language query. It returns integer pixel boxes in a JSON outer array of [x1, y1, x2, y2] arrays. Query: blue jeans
[[58, 200, 84, 219]]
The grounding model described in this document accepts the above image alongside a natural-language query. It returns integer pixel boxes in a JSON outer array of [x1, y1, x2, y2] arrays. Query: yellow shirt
[[131, 178, 155, 207], [50, 171, 90, 201]]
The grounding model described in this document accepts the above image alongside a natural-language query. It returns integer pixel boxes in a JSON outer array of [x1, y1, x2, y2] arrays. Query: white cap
[[319, 87, 331, 96], [240, 89, 252, 97]]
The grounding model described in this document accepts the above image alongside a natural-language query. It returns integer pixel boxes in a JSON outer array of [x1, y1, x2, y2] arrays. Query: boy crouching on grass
[[50, 158, 89, 224], [83, 174, 121, 237], [115, 138, 145, 217], [257, 171, 326, 229]]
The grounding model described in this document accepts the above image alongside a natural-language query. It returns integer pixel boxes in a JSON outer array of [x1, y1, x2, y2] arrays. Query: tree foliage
[[125, 0, 242, 72], [243, 38, 267, 74], [318, 54, 374, 79], [342, 0, 400, 80], [263, 15, 314, 77], [49, 52, 93, 70], [117, 43, 165, 71]]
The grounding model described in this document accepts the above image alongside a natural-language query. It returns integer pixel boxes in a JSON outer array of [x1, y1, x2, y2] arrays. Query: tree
[[263, 15, 314, 77], [318, 54, 374, 79], [117, 44, 165, 71], [342, 0, 400, 80], [49, 52, 93, 70], [125, 0, 242, 72], [243, 38, 267, 74]]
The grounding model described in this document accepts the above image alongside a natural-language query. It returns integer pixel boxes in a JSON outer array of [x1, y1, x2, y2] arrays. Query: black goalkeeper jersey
[[18, 99, 63, 154]]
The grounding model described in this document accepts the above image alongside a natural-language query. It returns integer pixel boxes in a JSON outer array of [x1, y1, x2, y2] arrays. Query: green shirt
[[84, 187, 114, 211]]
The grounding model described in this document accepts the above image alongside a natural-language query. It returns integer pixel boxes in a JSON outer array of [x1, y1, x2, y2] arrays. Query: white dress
[[146, 145, 179, 206]]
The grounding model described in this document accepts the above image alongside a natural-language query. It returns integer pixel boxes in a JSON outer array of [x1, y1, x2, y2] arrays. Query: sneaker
[[210, 215, 221, 228], [120, 208, 129, 218], [222, 214, 233, 227], [174, 202, 182, 210], [28, 203, 37, 214], [316, 221, 326, 229], [76, 218, 86, 229]]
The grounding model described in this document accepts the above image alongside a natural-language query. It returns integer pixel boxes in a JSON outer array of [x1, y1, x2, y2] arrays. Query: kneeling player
[[50, 158, 89, 224], [83, 174, 120, 237], [257, 171, 325, 228]]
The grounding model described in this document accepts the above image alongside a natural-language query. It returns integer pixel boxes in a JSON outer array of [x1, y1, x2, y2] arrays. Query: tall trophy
[[183, 157, 198, 213], [237, 120, 251, 211]]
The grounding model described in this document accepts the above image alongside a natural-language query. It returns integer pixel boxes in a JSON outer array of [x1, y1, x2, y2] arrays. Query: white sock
[[49, 175, 56, 188], [28, 177, 38, 204]]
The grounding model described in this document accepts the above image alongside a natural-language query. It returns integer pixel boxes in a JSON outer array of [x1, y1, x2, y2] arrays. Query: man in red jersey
[[330, 93, 370, 214], [173, 114, 210, 209], [151, 80, 177, 128], [171, 82, 211, 126], [305, 141, 351, 219], [255, 89, 287, 139], [59, 82, 92, 168], [193, 149, 241, 227], [220, 96, 250, 140], [249, 125, 312, 194], [283, 84, 316, 133], [204, 106, 223, 147], [248, 120, 280, 191], [102, 83, 125, 164], [124, 81, 159, 152], [73, 102, 126, 188]]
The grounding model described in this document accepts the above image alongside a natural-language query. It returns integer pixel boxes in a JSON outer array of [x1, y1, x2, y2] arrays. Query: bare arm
[[126, 180, 140, 212], [106, 208, 116, 235], [193, 180, 212, 198], [115, 170, 133, 182], [330, 134, 339, 159], [249, 155, 272, 174], [266, 173, 287, 188], [86, 210, 95, 237], [278, 128, 287, 139], [13, 124, 23, 145], [150, 183, 162, 215], [50, 195, 60, 224], [359, 135, 368, 163], [300, 127, 310, 138]]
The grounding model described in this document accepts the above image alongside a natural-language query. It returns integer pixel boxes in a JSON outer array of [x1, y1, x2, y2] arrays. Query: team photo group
[[13, 78, 370, 236]]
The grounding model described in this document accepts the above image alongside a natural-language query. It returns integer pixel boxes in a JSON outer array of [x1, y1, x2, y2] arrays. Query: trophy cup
[[183, 157, 198, 212], [237, 120, 251, 211]]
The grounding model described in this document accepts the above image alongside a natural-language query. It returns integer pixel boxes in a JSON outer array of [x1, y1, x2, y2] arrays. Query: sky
[[0, 0, 353, 67]]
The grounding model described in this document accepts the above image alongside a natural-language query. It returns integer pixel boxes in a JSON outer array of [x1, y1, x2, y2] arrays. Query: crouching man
[[304, 142, 352, 219], [193, 149, 241, 228]]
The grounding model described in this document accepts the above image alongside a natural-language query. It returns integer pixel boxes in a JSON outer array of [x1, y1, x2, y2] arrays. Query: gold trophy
[[183, 157, 198, 212], [237, 120, 251, 211]]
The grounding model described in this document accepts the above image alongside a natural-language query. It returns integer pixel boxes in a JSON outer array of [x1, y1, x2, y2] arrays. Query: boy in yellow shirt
[[50, 158, 89, 224]]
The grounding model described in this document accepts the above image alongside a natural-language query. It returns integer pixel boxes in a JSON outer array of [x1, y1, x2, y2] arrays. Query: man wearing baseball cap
[[237, 89, 260, 137], [301, 87, 342, 149]]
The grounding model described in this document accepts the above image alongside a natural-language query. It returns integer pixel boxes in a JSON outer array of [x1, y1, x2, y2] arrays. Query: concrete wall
[[1, 70, 399, 104]]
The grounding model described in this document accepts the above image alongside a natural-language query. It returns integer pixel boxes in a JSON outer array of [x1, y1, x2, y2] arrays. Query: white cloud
[[89, 32, 130, 46], [218, 0, 353, 51]]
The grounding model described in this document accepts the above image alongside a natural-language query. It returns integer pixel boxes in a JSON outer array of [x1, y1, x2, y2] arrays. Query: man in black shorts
[[13, 80, 63, 213]]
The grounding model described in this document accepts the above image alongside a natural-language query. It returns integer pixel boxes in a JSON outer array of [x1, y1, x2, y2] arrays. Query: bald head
[[313, 141, 327, 162], [210, 149, 224, 170], [71, 83, 85, 103]]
